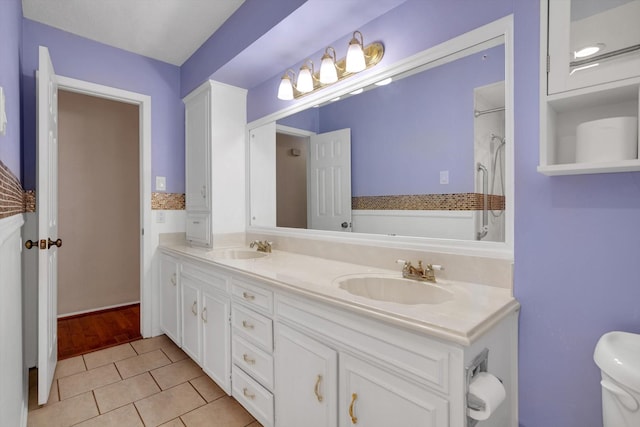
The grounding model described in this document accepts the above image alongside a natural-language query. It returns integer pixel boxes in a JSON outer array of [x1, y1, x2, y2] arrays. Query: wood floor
[[57, 304, 142, 360]]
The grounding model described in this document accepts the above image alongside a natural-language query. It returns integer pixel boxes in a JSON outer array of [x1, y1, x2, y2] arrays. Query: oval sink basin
[[337, 275, 454, 305], [213, 249, 268, 260]]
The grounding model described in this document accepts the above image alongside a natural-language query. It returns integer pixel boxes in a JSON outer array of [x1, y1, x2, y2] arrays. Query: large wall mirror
[[248, 17, 514, 257]]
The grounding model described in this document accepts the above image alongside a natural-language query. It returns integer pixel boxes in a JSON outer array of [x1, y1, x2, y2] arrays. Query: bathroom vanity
[[159, 241, 519, 427]]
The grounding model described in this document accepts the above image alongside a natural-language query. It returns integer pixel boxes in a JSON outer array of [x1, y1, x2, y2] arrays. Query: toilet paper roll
[[467, 372, 506, 421]]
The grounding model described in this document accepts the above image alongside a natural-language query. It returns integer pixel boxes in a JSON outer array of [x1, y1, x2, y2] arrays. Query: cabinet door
[[181, 277, 202, 364], [159, 255, 180, 344], [185, 88, 210, 212], [275, 324, 337, 427], [339, 353, 448, 427], [202, 289, 231, 394]]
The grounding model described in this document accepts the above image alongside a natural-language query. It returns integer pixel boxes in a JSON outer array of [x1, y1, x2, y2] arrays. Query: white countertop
[[160, 242, 519, 346]]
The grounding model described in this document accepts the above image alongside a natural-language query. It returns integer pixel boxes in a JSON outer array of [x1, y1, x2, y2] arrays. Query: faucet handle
[[396, 259, 409, 266]]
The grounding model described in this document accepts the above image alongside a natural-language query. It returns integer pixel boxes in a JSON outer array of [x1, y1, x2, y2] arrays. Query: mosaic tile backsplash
[[0, 161, 26, 219], [352, 193, 506, 211], [151, 193, 185, 210]]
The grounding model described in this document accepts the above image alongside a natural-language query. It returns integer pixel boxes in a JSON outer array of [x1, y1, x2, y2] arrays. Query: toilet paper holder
[[465, 348, 489, 427]]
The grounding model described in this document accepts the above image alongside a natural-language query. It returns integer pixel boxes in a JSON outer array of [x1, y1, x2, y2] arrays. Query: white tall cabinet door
[[159, 255, 180, 344], [202, 290, 231, 394], [181, 278, 202, 363], [185, 88, 210, 212], [275, 324, 337, 427], [339, 353, 448, 427]]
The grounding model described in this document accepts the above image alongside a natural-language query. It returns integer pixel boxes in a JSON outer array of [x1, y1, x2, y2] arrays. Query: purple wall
[[513, 1, 640, 426], [21, 19, 184, 193], [180, 0, 308, 98], [0, 0, 23, 180], [277, 108, 319, 133], [318, 45, 504, 196]]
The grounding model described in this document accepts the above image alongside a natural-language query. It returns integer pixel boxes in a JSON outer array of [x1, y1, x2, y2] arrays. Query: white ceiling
[[22, 0, 246, 66]]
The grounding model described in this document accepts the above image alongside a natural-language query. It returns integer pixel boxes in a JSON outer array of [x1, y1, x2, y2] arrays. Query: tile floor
[[28, 335, 263, 427]]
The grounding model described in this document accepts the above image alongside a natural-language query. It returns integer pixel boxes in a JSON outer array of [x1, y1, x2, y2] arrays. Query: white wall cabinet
[[183, 80, 247, 246], [159, 254, 180, 344], [274, 323, 337, 427], [539, 0, 640, 176]]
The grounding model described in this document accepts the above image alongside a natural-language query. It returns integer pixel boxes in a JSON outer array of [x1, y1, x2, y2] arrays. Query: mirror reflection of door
[[276, 133, 308, 228]]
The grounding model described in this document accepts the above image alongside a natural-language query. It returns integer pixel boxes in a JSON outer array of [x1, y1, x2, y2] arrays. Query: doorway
[[56, 90, 141, 357]]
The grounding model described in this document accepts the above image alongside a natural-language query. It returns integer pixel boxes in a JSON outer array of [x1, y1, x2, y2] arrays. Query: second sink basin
[[337, 275, 454, 305], [213, 249, 268, 260]]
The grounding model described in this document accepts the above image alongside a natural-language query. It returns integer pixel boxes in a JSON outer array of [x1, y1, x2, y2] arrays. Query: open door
[[308, 128, 352, 231], [37, 46, 60, 405]]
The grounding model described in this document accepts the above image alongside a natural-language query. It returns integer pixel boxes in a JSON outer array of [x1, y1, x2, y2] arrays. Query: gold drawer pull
[[242, 353, 256, 365], [201, 307, 207, 323], [170, 273, 177, 286], [242, 320, 255, 330], [349, 393, 358, 424], [191, 301, 197, 316], [242, 292, 255, 301], [314, 375, 323, 402], [243, 387, 255, 400]]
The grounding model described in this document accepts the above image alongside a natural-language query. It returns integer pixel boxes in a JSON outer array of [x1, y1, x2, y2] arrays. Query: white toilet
[[594, 331, 640, 426]]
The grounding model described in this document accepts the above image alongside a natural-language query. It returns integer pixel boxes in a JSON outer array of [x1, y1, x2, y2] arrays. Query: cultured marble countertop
[[160, 242, 520, 346]]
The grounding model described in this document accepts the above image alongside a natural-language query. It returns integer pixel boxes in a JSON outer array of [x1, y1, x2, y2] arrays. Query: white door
[[309, 129, 352, 231], [275, 324, 337, 427], [37, 46, 60, 405]]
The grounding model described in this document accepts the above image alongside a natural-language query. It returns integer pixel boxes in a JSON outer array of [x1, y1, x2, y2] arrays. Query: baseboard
[[57, 301, 140, 319]]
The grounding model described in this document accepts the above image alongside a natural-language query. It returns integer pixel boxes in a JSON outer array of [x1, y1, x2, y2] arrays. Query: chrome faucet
[[250, 240, 272, 253], [396, 259, 444, 283]]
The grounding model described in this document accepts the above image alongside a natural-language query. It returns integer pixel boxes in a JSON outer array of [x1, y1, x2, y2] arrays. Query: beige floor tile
[[190, 375, 225, 402], [27, 391, 98, 427], [151, 358, 203, 390], [53, 356, 86, 379], [159, 419, 186, 427], [74, 404, 143, 427], [135, 382, 206, 426], [58, 364, 121, 400], [180, 396, 254, 427], [83, 343, 137, 370], [94, 372, 160, 414], [130, 334, 176, 354], [163, 344, 189, 362], [115, 348, 171, 379]]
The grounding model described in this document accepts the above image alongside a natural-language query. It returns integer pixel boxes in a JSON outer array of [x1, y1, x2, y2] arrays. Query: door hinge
[[546, 55, 550, 73]]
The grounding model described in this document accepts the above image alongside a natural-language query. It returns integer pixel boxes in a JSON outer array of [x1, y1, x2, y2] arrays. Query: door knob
[[47, 238, 62, 249], [341, 222, 349, 228], [25, 240, 37, 250]]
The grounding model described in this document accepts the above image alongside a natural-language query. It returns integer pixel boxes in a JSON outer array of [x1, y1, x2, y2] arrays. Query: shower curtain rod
[[474, 106, 505, 118]]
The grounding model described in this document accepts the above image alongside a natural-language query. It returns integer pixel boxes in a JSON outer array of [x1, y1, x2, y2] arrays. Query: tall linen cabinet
[[183, 80, 247, 247]]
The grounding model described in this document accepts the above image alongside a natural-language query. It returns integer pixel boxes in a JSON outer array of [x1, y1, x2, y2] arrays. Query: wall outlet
[[155, 176, 166, 191], [440, 170, 449, 184], [156, 211, 166, 223]]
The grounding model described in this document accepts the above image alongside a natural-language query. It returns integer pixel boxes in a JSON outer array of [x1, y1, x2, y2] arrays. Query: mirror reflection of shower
[[474, 81, 506, 242]]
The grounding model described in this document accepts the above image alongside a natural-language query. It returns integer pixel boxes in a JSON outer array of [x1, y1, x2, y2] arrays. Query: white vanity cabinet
[[183, 80, 247, 246], [231, 278, 275, 427], [538, 0, 640, 176], [179, 262, 232, 393], [274, 324, 337, 427], [159, 254, 180, 344]]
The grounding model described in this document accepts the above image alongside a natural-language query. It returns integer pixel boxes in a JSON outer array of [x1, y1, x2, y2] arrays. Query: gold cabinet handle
[[191, 301, 197, 316], [170, 273, 177, 286], [243, 387, 255, 400], [242, 353, 256, 365], [242, 292, 255, 301], [349, 393, 358, 424], [242, 320, 254, 330], [314, 375, 323, 402], [47, 238, 62, 249], [201, 307, 207, 323], [25, 239, 37, 250]]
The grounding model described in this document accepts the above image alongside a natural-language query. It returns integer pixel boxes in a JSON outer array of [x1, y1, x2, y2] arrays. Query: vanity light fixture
[[574, 43, 604, 59], [350, 88, 364, 95], [277, 30, 384, 100], [374, 77, 393, 86]]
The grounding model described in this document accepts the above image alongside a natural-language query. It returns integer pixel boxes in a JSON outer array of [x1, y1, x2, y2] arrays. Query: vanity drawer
[[232, 304, 273, 352], [232, 366, 274, 427], [232, 334, 274, 390], [231, 279, 273, 314], [181, 261, 228, 294]]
